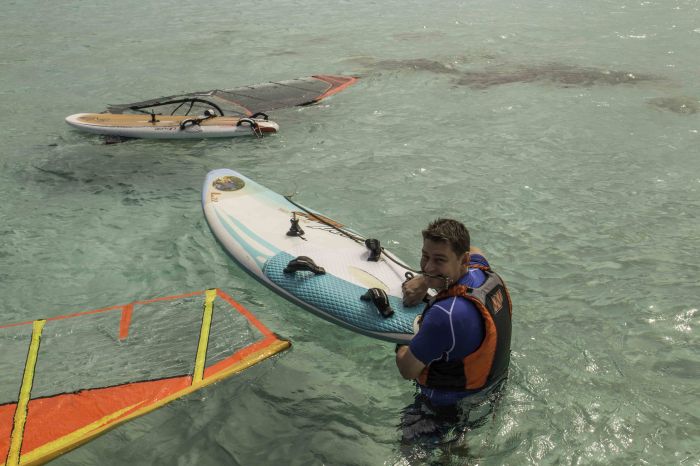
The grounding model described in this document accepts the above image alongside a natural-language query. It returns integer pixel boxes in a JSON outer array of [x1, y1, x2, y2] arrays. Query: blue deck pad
[[263, 251, 421, 335]]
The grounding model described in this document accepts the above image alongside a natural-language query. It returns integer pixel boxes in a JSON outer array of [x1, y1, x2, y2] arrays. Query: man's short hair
[[421, 218, 470, 257]]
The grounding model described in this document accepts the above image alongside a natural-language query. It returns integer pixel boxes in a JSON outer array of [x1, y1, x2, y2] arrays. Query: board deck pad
[[202, 168, 423, 343], [0, 289, 290, 466], [264, 251, 415, 334], [71, 114, 246, 127]]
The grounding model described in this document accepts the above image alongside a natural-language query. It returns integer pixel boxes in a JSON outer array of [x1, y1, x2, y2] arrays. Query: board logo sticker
[[213, 176, 245, 192], [490, 289, 504, 314]]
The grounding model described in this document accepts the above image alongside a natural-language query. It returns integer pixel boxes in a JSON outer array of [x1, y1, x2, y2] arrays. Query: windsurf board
[[202, 168, 423, 344], [65, 113, 278, 139]]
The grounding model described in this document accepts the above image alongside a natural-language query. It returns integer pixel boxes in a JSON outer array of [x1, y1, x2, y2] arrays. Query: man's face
[[420, 238, 467, 289]]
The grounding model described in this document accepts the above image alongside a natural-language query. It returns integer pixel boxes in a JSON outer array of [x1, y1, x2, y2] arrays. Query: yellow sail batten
[[192, 289, 217, 384], [6, 319, 46, 466]]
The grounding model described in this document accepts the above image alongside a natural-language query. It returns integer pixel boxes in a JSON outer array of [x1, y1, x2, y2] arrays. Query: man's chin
[[425, 278, 444, 290]]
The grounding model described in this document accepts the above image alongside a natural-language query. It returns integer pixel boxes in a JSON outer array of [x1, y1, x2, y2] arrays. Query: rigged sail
[[106, 74, 358, 117], [1, 289, 290, 466]]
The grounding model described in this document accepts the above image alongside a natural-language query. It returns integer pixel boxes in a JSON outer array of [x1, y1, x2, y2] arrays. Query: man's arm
[[395, 345, 426, 380]]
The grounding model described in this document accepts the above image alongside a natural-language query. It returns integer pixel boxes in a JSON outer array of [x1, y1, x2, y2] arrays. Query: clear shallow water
[[1, 0, 699, 464]]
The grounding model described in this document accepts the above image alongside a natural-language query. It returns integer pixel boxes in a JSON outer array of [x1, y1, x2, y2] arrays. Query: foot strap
[[361, 288, 394, 318], [236, 118, 263, 138], [364, 238, 382, 262], [179, 110, 216, 130], [283, 256, 325, 275]]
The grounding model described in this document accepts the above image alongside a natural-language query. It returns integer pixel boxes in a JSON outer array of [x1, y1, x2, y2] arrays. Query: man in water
[[396, 218, 512, 441]]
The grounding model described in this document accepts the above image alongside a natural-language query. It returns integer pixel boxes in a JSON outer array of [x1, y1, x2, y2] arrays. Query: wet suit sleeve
[[409, 304, 452, 365], [409, 297, 485, 366]]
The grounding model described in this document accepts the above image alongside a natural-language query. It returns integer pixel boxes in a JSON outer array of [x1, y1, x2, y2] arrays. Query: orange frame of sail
[[310, 75, 359, 103], [0, 289, 290, 466]]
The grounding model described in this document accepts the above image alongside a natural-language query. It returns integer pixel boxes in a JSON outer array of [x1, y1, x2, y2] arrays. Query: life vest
[[417, 268, 512, 391]]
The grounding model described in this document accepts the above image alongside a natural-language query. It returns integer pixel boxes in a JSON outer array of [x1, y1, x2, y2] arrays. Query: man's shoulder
[[469, 253, 489, 268], [430, 294, 480, 317]]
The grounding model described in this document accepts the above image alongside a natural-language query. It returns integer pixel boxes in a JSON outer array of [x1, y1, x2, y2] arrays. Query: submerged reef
[[454, 63, 659, 89], [347, 56, 663, 89], [647, 96, 700, 115]]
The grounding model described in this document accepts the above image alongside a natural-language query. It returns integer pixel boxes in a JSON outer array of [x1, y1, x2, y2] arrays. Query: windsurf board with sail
[[0, 289, 290, 466], [65, 113, 278, 139], [202, 168, 423, 344], [106, 74, 358, 117]]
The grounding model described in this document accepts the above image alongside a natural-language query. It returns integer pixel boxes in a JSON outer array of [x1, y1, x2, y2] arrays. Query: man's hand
[[402, 275, 429, 307]]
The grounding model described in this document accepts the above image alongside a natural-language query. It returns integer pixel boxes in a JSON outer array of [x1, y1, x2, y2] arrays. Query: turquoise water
[[1, 0, 699, 464]]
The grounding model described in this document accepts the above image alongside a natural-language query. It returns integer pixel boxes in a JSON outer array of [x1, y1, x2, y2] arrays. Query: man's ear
[[461, 252, 470, 266]]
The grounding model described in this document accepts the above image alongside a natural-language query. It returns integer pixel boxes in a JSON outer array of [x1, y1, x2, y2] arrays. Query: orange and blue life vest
[[416, 267, 512, 392]]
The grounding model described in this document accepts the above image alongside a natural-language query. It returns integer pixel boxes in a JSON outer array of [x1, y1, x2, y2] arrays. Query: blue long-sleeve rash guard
[[408, 254, 489, 403]]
